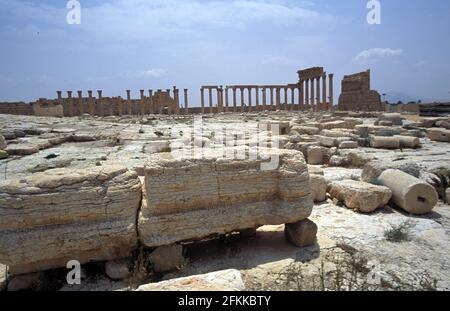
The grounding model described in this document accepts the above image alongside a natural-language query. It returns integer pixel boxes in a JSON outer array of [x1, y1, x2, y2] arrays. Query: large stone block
[[138, 149, 313, 247], [0, 165, 142, 274], [428, 128, 450, 142]]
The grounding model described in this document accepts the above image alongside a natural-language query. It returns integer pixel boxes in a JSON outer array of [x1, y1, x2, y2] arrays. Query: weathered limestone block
[[394, 135, 421, 149], [378, 121, 393, 127], [361, 160, 421, 183], [436, 120, 450, 130], [378, 169, 438, 215], [328, 180, 392, 213], [0, 150, 8, 159], [292, 126, 320, 135], [446, 188, 450, 204], [284, 219, 318, 247], [320, 118, 362, 130], [329, 155, 350, 167], [428, 128, 450, 142], [138, 149, 313, 247], [377, 113, 403, 126], [369, 136, 400, 149], [0, 165, 142, 274], [137, 269, 245, 291], [5, 143, 39, 155], [307, 146, 325, 165], [310, 175, 327, 202], [339, 141, 358, 149], [320, 129, 354, 138], [0, 134, 6, 150]]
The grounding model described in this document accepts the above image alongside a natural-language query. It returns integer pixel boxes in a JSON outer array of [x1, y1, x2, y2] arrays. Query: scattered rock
[[328, 180, 392, 213], [329, 155, 350, 167], [310, 175, 327, 202], [5, 144, 39, 156], [0, 135, 6, 150], [361, 160, 421, 183], [0, 150, 8, 159], [339, 141, 358, 149], [369, 136, 400, 149], [377, 113, 403, 126], [307, 146, 325, 165], [137, 269, 245, 291], [105, 259, 131, 280], [149, 245, 185, 273], [378, 169, 438, 215], [428, 128, 450, 142], [394, 135, 421, 149], [284, 219, 318, 247]]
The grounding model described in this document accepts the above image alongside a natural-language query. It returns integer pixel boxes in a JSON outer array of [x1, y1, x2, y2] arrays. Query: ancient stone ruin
[[338, 70, 383, 111]]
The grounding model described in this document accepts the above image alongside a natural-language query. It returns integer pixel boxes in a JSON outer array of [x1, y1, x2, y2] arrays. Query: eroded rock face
[[0, 165, 142, 274], [137, 269, 245, 291], [138, 149, 313, 247], [328, 180, 392, 213]]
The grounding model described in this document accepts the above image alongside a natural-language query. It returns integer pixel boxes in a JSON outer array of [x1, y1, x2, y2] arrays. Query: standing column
[[329, 73, 334, 109], [284, 87, 289, 111], [140, 90, 146, 116], [270, 88, 274, 111], [291, 87, 295, 112], [248, 88, 252, 113], [166, 89, 171, 115], [322, 74, 327, 111], [87, 90, 94, 116], [183, 89, 188, 114], [276, 87, 281, 111], [97, 90, 103, 117], [208, 88, 213, 114], [57, 91, 62, 100], [240, 88, 245, 113], [77, 90, 83, 116], [173, 86, 180, 115], [225, 87, 229, 113], [148, 90, 154, 114], [200, 88, 205, 114], [316, 76, 321, 112], [67, 91, 73, 117], [298, 82, 304, 112], [217, 86, 223, 113], [255, 87, 259, 112], [126, 90, 131, 115], [158, 89, 163, 114], [232, 87, 237, 112], [310, 78, 315, 112], [262, 87, 267, 111], [305, 79, 309, 111]]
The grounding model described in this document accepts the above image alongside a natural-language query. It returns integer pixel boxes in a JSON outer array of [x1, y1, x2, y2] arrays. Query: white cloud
[[353, 48, 403, 63], [137, 69, 168, 78]]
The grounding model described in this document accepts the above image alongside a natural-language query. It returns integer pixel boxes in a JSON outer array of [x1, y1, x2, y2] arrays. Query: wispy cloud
[[353, 48, 403, 63]]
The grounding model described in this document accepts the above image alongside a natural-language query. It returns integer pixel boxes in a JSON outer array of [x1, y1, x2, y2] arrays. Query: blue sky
[[0, 0, 449, 105]]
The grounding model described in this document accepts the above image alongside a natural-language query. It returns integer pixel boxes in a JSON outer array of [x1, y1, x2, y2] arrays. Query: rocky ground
[[0, 111, 449, 291]]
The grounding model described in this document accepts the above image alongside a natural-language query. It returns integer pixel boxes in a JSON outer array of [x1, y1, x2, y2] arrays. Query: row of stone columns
[[56, 88, 189, 117], [299, 73, 334, 112]]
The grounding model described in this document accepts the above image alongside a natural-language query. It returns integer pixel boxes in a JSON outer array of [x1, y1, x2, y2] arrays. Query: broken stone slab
[[0, 165, 142, 274], [320, 119, 363, 130], [136, 269, 246, 291], [339, 141, 358, 149], [376, 113, 404, 126], [291, 126, 320, 135], [138, 149, 313, 248], [378, 169, 438, 215], [149, 245, 185, 273], [284, 219, 318, 247], [428, 128, 450, 142], [5, 143, 39, 156], [328, 180, 392, 213], [361, 160, 421, 184], [310, 175, 327, 202], [369, 136, 400, 149]]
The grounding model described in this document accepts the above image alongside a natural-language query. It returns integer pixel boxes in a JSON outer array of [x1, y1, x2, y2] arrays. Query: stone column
[[291, 87, 295, 112], [184, 89, 189, 114], [158, 89, 163, 114], [284, 87, 289, 111], [88, 90, 94, 116], [316, 76, 321, 112], [322, 74, 327, 111], [57, 91, 62, 100], [255, 86, 259, 112], [232, 87, 237, 112], [270, 88, 274, 111], [262, 87, 267, 111], [140, 90, 146, 116], [97, 90, 103, 117], [77, 90, 83, 116], [248, 87, 252, 113], [67, 91, 73, 117], [276, 87, 281, 111], [208, 88, 213, 114], [200, 88, 205, 114], [166, 89, 171, 115], [298, 83, 304, 112], [305, 79, 309, 111], [149, 90, 154, 114], [173, 86, 180, 115], [217, 86, 223, 113], [310, 78, 315, 112], [240, 88, 245, 113], [329, 73, 334, 109], [225, 87, 229, 113], [126, 90, 131, 115]]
